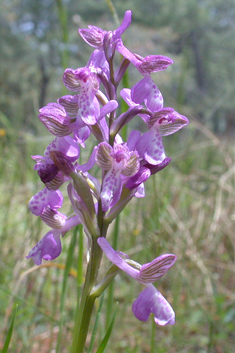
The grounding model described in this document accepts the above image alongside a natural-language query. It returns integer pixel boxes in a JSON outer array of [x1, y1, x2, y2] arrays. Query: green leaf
[[95, 303, 118, 353], [1, 304, 18, 353]]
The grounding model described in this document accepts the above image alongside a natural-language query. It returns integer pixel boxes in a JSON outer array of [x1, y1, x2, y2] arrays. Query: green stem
[[106, 0, 119, 26], [70, 237, 103, 353], [55, 0, 69, 95], [77, 225, 84, 289], [105, 215, 119, 329]]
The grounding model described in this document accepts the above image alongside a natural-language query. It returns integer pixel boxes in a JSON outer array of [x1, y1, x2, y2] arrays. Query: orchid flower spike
[[98, 237, 176, 326]]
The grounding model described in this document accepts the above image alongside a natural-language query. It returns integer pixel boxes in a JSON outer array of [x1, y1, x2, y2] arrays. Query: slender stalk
[[106, 0, 119, 26], [55, 0, 69, 95], [105, 215, 119, 330], [77, 225, 84, 288], [88, 294, 105, 353], [70, 237, 104, 353], [55, 0, 69, 71]]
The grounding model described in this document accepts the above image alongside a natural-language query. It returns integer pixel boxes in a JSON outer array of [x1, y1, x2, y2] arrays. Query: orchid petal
[[97, 238, 139, 279], [135, 182, 145, 198], [88, 50, 110, 76], [36, 163, 59, 183], [39, 103, 73, 137], [131, 76, 151, 105], [96, 142, 113, 170], [138, 254, 177, 284], [79, 26, 105, 48], [100, 168, 122, 211], [29, 188, 63, 216], [63, 68, 81, 92], [126, 166, 151, 190], [113, 10, 132, 40], [79, 94, 100, 125], [137, 129, 166, 165], [120, 88, 134, 107], [74, 126, 91, 147], [145, 157, 172, 175], [26, 231, 62, 265], [127, 130, 141, 151], [122, 151, 140, 177], [44, 137, 79, 163], [137, 55, 173, 75], [79, 146, 97, 173], [40, 208, 66, 229], [132, 285, 175, 325], [58, 95, 79, 117], [132, 76, 163, 113], [99, 100, 119, 120], [99, 116, 109, 142], [116, 42, 140, 67], [45, 171, 66, 190], [31, 155, 46, 164], [155, 111, 189, 136]]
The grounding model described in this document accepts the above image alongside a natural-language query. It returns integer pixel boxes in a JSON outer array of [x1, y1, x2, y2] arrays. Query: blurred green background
[[0, 0, 235, 352]]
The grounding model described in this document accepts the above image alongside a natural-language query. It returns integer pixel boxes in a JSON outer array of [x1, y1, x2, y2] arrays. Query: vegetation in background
[[1, 0, 235, 134]]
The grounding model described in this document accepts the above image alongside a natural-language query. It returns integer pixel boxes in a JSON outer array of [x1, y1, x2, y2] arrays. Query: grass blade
[[96, 303, 118, 353], [1, 304, 18, 353]]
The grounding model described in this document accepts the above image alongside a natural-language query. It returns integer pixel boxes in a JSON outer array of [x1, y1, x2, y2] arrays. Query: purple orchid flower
[[26, 230, 62, 265], [26, 215, 80, 265], [29, 188, 63, 216], [98, 237, 176, 325], [79, 11, 133, 87], [32, 136, 80, 189], [79, 9, 173, 82], [62, 66, 118, 142], [116, 44, 174, 76], [121, 85, 188, 165], [137, 107, 189, 165], [79, 10, 132, 51], [87, 49, 110, 79], [121, 130, 171, 191], [95, 141, 140, 211], [63, 67, 100, 125], [27, 186, 82, 265], [28, 187, 69, 229]]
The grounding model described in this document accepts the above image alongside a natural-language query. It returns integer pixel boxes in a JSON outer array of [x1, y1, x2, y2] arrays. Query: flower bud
[[103, 32, 115, 62], [70, 171, 96, 220], [79, 26, 105, 48]]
